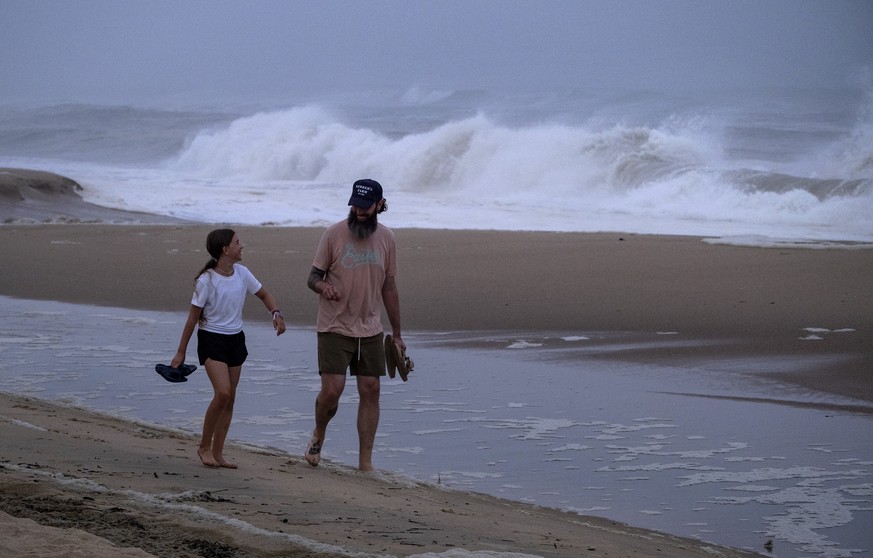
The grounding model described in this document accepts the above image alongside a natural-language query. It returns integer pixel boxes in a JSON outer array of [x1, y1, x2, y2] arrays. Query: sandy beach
[[2, 170, 872, 557]]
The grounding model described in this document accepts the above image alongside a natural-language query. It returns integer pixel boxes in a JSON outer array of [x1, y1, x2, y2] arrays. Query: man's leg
[[306, 372, 345, 466], [356, 375, 381, 471]]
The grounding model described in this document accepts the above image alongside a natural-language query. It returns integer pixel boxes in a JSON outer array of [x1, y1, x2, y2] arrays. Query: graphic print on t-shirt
[[341, 242, 380, 269]]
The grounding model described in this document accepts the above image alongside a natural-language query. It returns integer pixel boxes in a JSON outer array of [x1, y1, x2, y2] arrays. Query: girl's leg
[[211, 364, 242, 468], [198, 359, 234, 468]]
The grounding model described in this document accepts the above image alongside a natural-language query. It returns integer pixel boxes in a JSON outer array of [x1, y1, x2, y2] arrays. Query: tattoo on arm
[[307, 266, 326, 293]]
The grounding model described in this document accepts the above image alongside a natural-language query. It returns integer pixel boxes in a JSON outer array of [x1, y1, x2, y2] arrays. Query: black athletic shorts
[[197, 329, 248, 367]]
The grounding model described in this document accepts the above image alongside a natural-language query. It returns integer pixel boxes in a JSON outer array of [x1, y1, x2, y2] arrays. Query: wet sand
[[2, 223, 871, 404]]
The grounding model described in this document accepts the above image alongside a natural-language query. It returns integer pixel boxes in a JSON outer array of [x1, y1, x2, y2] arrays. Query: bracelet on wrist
[[271, 309, 283, 319]]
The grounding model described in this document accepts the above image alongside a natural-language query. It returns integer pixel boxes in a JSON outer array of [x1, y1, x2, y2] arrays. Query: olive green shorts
[[317, 332, 386, 377]]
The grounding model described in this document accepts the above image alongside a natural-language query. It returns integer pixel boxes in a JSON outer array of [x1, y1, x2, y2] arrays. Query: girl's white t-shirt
[[192, 264, 262, 335]]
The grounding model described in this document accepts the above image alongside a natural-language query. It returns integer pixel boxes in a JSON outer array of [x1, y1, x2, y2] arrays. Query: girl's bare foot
[[198, 447, 220, 468], [214, 455, 238, 469]]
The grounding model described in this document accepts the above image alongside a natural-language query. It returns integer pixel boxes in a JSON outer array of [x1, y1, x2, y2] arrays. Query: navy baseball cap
[[348, 179, 383, 208]]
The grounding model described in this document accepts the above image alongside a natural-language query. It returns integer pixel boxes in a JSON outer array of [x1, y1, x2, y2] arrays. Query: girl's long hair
[[194, 228, 235, 326], [195, 228, 236, 282]]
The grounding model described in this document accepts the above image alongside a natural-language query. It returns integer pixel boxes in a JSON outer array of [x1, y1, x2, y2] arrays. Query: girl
[[171, 229, 286, 468]]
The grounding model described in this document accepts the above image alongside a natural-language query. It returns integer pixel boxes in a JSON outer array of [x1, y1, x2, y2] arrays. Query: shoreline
[[0, 391, 762, 558]]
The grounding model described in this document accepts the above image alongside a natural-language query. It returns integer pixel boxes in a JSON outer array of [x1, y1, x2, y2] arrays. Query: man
[[305, 178, 405, 471]]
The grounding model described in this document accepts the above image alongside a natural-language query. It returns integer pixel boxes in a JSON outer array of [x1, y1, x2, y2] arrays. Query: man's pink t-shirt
[[312, 221, 397, 338]]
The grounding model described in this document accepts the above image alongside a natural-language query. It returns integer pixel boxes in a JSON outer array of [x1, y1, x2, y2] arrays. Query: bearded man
[[304, 178, 405, 471]]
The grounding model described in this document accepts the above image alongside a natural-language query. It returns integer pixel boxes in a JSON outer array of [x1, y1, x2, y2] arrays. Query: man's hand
[[308, 266, 340, 300], [319, 281, 340, 301], [392, 334, 407, 352]]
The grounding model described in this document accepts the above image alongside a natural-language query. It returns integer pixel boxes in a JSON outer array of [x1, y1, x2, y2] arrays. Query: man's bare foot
[[305, 437, 322, 467], [197, 447, 220, 468]]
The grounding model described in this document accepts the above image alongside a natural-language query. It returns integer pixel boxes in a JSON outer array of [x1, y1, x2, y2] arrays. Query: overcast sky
[[1, 1, 871, 104]]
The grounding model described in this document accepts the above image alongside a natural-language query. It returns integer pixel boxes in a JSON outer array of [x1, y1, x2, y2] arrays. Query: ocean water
[[1, 296, 872, 558], [2, 87, 873, 557], [1, 87, 872, 245]]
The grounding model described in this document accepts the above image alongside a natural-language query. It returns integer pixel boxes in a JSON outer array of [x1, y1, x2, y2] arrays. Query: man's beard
[[347, 209, 378, 239]]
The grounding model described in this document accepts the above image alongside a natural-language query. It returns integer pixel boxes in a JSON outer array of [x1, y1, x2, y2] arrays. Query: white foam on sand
[[409, 551, 543, 558], [702, 236, 873, 250], [4, 459, 542, 558], [1, 295, 872, 558], [0, 462, 390, 558]]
